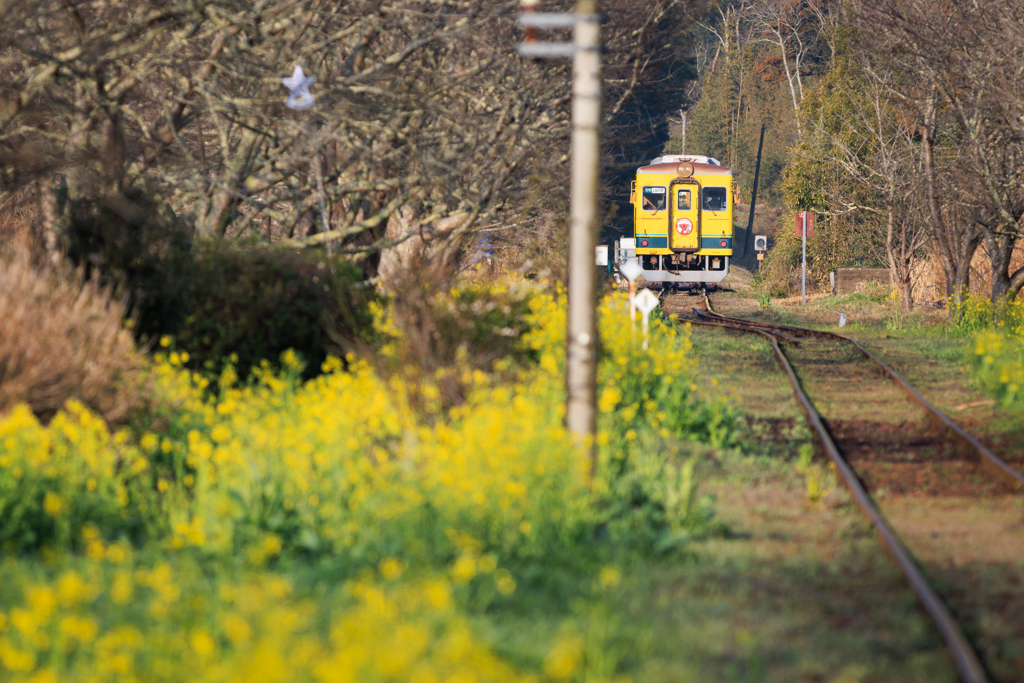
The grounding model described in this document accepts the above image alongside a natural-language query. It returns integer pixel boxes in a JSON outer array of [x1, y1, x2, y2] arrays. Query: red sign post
[[795, 211, 814, 303], [794, 211, 814, 238]]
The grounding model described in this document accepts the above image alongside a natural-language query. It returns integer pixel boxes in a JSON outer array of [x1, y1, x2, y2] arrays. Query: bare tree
[[754, 0, 809, 125], [0, 0, 708, 287], [803, 75, 927, 308], [852, 0, 1024, 302], [0, 1, 574, 286]]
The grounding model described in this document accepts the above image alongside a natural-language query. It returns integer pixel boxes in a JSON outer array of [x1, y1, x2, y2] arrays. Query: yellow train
[[612, 155, 734, 285]]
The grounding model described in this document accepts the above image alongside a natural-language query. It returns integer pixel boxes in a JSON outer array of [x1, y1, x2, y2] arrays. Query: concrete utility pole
[[566, 0, 601, 466], [801, 211, 808, 304], [519, 0, 602, 471], [680, 109, 687, 154]]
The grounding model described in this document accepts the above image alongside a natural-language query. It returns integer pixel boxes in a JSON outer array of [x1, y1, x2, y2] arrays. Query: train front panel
[[626, 156, 733, 283]]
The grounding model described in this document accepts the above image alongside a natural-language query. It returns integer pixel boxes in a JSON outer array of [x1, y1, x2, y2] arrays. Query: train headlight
[[721, 240, 727, 247], [641, 239, 648, 246]]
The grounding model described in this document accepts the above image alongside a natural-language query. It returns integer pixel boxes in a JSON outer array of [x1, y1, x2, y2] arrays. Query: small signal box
[[754, 235, 767, 261]]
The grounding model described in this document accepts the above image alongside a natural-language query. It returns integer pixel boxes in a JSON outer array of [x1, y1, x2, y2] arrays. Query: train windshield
[[641, 186, 666, 211], [677, 189, 692, 211], [702, 187, 728, 212]]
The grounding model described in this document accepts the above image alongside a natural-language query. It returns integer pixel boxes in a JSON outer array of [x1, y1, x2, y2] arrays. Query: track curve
[[680, 294, 1024, 683]]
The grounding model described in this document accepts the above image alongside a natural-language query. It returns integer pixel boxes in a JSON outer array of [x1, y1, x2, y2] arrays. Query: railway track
[[683, 294, 1024, 683]]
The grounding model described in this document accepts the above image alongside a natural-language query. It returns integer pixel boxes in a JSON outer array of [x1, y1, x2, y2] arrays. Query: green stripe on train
[[700, 237, 732, 249]]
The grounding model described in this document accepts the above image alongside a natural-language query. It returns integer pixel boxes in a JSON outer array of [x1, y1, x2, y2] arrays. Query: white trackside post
[[801, 211, 807, 305], [618, 260, 643, 330], [633, 288, 659, 351], [629, 280, 636, 324]]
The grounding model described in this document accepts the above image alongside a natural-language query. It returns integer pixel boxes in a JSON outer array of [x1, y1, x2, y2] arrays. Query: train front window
[[641, 186, 667, 211], [702, 187, 728, 212], [677, 189, 692, 211]]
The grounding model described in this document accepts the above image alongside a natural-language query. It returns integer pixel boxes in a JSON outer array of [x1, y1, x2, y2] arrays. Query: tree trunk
[[898, 276, 914, 311], [36, 175, 62, 266], [884, 209, 914, 310], [777, 34, 801, 134], [983, 229, 1017, 303], [1009, 265, 1024, 300], [949, 233, 981, 313], [920, 120, 954, 291], [196, 128, 262, 237]]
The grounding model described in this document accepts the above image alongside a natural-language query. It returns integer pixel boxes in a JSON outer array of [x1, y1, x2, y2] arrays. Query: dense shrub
[[168, 245, 374, 379], [64, 190, 196, 340], [0, 250, 144, 423], [64, 195, 374, 379], [754, 215, 884, 298]]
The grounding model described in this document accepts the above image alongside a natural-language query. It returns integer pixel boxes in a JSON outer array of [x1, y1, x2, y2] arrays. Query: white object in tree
[[634, 288, 659, 350], [283, 65, 316, 110]]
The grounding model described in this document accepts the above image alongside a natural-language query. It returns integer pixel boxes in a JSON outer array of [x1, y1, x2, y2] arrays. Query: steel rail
[[692, 314, 991, 683], [693, 305, 1024, 492], [685, 314, 802, 345]]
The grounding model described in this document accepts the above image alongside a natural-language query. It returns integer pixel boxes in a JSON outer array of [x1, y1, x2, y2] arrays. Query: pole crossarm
[[518, 43, 579, 58], [517, 11, 601, 59], [518, 13, 596, 28]]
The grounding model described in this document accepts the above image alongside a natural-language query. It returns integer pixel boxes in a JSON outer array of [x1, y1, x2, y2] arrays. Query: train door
[[669, 179, 700, 252]]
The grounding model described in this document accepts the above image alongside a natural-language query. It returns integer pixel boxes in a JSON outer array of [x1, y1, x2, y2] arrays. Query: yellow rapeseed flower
[[543, 635, 584, 680], [43, 492, 64, 516]]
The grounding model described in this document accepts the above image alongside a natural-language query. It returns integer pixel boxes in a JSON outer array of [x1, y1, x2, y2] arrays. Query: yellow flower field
[[0, 280, 730, 682]]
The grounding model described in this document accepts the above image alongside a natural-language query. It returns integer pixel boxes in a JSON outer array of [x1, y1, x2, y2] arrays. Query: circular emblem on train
[[676, 161, 694, 178], [675, 217, 693, 235]]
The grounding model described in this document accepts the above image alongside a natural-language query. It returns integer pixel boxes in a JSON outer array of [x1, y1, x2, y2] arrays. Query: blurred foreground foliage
[[0, 279, 735, 682], [959, 295, 1024, 407]]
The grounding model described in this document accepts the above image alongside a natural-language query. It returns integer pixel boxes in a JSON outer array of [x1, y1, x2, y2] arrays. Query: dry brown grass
[[0, 190, 36, 254], [0, 249, 145, 423], [913, 244, 1024, 302]]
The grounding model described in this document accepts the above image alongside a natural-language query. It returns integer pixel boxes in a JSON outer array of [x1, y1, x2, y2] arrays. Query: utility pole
[[567, 0, 600, 466], [741, 124, 766, 260], [802, 211, 807, 304], [680, 109, 687, 154], [793, 210, 813, 304], [520, 0, 602, 471]]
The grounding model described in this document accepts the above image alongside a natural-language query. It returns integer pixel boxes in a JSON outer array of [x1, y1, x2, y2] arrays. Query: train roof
[[649, 155, 721, 165], [636, 161, 732, 176]]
